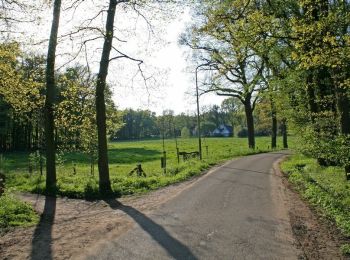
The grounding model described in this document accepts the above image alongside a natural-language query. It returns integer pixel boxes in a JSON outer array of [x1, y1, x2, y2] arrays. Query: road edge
[[273, 156, 349, 259]]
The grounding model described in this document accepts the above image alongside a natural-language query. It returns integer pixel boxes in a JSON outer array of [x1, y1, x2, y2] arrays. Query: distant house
[[212, 124, 233, 137]]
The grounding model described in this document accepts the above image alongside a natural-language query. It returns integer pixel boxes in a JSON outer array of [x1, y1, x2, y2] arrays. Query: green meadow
[[2, 137, 288, 199]]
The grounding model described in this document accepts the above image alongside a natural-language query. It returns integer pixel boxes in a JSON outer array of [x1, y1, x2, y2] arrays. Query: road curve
[[84, 152, 300, 260]]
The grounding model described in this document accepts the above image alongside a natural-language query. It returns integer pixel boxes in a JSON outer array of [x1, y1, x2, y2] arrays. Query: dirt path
[[0, 153, 348, 259]]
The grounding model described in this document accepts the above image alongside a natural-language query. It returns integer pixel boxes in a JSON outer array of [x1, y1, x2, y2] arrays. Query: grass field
[[2, 137, 288, 199]]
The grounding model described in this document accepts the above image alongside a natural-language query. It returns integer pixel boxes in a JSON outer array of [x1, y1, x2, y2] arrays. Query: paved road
[[85, 152, 300, 260]]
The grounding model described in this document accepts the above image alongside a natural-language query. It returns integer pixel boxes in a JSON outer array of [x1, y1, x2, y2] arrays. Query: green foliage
[[112, 109, 158, 140], [281, 154, 350, 237], [0, 44, 45, 114], [341, 244, 350, 256], [237, 128, 248, 138], [28, 151, 45, 173], [180, 127, 190, 138], [181, 0, 350, 169], [56, 66, 123, 155], [4, 137, 287, 199], [201, 121, 216, 136], [0, 193, 38, 232]]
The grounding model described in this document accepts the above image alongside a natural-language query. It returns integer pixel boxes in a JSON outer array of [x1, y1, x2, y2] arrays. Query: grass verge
[[281, 153, 350, 255]]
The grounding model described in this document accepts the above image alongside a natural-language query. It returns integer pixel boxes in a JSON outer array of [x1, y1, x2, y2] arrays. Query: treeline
[[112, 98, 286, 140], [181, 0, 350, 177], [0, 45, 282, 152], [0, 44, 121, 153]]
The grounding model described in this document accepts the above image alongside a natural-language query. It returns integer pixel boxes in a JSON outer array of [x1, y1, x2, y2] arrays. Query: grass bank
[[281, 154, 350, 255], [3, 137, 287, 199]]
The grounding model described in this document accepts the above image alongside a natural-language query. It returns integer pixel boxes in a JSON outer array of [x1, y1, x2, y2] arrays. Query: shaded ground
[[0, 152, 348, 259]]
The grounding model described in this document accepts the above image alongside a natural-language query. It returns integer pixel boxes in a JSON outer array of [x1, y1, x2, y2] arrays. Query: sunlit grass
[[4, 136, 289, 199]]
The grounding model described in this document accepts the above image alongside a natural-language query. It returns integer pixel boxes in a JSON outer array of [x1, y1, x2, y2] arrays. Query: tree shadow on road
[[105, 199, 197, 259], [31, 196, 56, 260]]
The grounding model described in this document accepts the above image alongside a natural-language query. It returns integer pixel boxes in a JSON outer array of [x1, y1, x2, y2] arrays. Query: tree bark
[[281, 118, 288, 149], [337, 88, 350, 135], [271, 113, 277, 149], [306, 73, 318, 123], [336, 79, 350, 180], [44, 0, 61, 191], [244, 101, 255, 149], [270, 98, 277, 149], [96, 0, 117, 194]]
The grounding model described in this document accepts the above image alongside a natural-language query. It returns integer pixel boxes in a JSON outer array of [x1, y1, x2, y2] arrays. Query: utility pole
[[162, 115, 166, 174], [195, 65, 203, 160]]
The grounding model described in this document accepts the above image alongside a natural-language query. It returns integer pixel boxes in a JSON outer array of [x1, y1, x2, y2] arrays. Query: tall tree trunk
[[270, 97, 277, 149], [35, 120, 39, 150], [231, 116, 235, 137], [281, 118, 288, 149], [271, 112, 277, 149], [336, 75, 350, 180], [306, 73, 318, 123], [96, 0, 117, 194], [244, 101, 255, 149], [337, 86, 350, 135], [45, 0, 61, 190]]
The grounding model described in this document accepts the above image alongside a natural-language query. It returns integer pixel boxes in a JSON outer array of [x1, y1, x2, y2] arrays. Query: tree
[[112, 109, 158, 140], [44, 0, 62, 191], [182, 1, 267, 148], [200, 121, 216, 136], [290, 0, 350, 168], [158, 110, 175, 138], [221, 98, 244, 136], [0, 45, 46, 152], [174, 112, 196, 136], [92, 0, 178, 194], [234, 0, 350, 171], [95, 0, 118, 195], [181, 127, 190, 138]]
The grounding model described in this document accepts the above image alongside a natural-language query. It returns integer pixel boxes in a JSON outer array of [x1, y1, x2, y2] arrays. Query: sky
[[109, 9, 226, 115], [15, 1, 226, 115]]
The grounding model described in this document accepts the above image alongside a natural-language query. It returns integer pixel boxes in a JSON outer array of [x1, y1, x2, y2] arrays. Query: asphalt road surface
[[84, 152, 300, 260]]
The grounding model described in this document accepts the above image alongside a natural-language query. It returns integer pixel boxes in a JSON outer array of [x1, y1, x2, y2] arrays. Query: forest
[[0, 0, 349, 252]]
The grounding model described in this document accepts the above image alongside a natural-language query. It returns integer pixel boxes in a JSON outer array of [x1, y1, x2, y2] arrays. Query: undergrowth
[[0, 193, 38, 233]]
